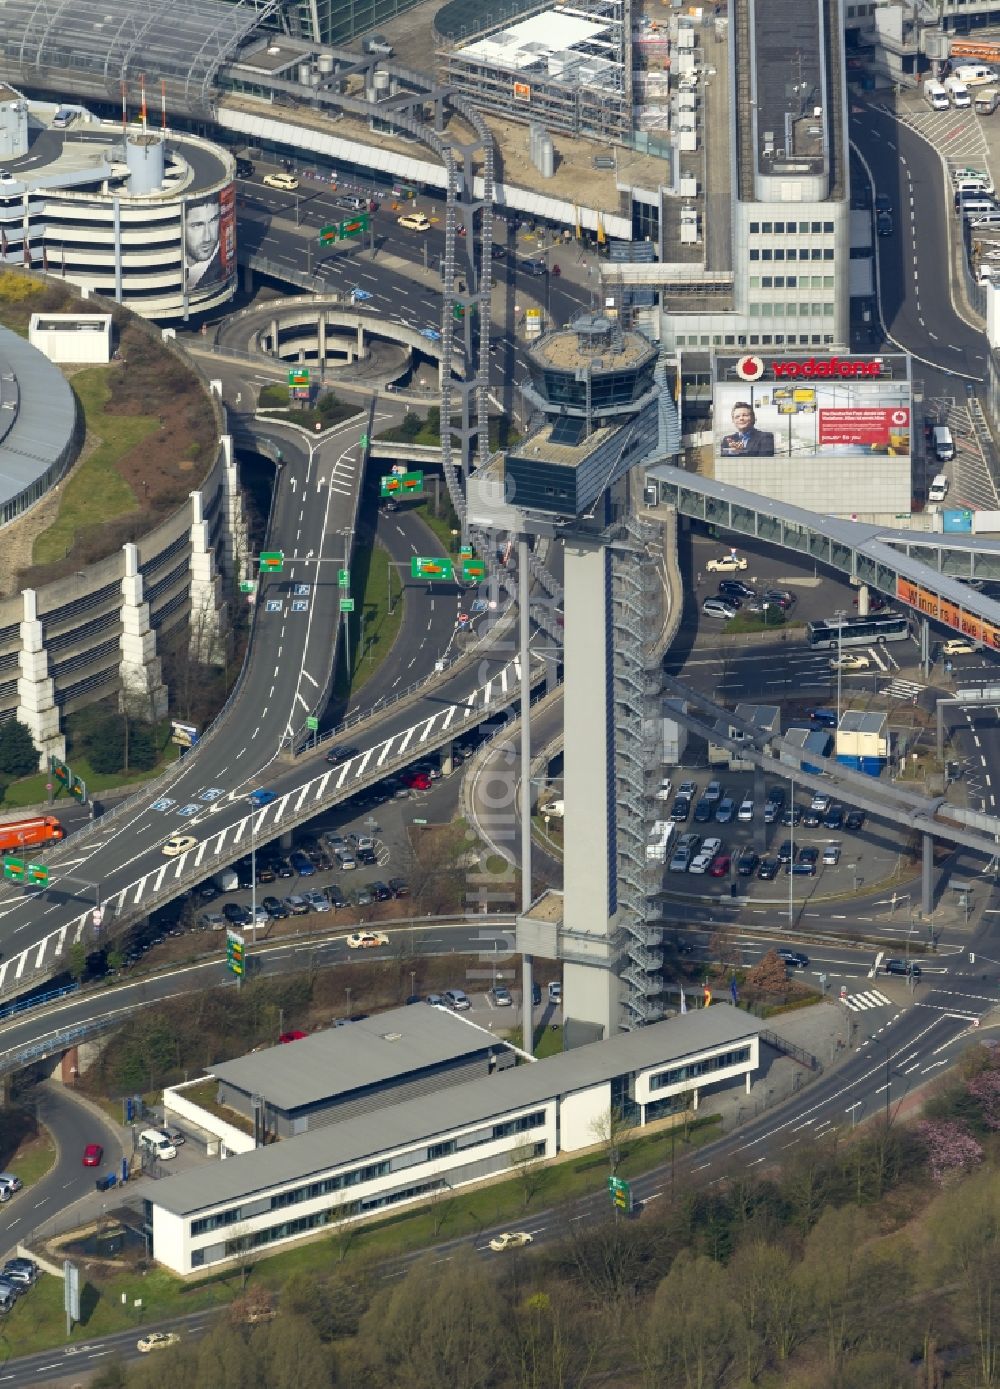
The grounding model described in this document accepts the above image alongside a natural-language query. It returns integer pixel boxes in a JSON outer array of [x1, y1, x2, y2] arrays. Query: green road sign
[[459, 543, 473, 559], [338, 568, 350, 588], [27, 863, 48, 885], [607, 1175, 631, 1212], [226, 929, 245, 977], [50, 756, 69, 788], [359, 432, 369, 448], [340, 598, 355, 613], [3, 857, 25, 883], [461, 558, 486, 581], [239, 580, 257, 595], [306, 716, 319, 732], [411, 556, 454, 581], [319, 223, 337, 245], [380, 470, 424, 498], [260, 551, 284, 573], [319, 214, 370, 245], [70, 775, 86, 803], [288, 368, 309, 388]]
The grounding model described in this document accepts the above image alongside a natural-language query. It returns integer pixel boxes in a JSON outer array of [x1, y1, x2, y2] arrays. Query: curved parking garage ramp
[[0, 325, 77, 527], [646, 464, 1000, 647]]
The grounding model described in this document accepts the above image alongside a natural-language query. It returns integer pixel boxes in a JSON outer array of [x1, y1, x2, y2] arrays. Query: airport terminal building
[[150, 1004, 760, 1274]]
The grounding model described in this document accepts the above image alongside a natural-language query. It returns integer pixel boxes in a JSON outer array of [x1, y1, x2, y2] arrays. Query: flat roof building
[[149, 1005, 760, 1274]]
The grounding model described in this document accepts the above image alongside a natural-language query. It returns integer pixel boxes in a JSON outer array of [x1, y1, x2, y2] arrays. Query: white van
[[214, 868, 239, 892], [945, 77, 972, 107], [970, 211, 1000, 229], [924, 81, 950, 110], [933, 425, 955, 462], [954, 64, 996, 87], [953, 166, 995, 194], [955, 178, 991, 198], [139, 1128, 177, 1161], [928, 474, 950, 503]]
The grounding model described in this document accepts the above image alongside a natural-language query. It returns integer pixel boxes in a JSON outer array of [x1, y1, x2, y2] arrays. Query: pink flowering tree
[[967, 1068, 1000, 1131], [918, 1118, 984, 1186]]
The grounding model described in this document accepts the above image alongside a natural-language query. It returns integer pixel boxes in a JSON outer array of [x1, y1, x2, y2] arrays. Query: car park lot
[[658, 771, 899, 898]]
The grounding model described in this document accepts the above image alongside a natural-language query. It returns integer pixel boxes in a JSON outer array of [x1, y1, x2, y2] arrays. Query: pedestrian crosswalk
[[841, 988, 893, 1013]]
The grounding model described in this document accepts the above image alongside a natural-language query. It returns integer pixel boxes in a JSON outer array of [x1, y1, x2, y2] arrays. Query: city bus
[[0, 815, 65, 854], [806, 614, 911, 649]]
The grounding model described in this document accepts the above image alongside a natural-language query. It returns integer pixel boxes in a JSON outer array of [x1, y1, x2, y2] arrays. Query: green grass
[[32, 370, 156, 565], [334, 541, 404, 700], [412, 496, 463, 554], [727, 614, 805, 636], [9, 1129, 56, 1189], [0, 727, 179, 808]]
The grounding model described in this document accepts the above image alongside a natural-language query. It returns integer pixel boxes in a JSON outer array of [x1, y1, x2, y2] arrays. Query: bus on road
[[806, 614, 910, 649]]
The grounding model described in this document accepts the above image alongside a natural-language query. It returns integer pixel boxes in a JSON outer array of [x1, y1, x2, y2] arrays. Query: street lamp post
[[835, 608, 847, 727], [788, 774, 795, 926]]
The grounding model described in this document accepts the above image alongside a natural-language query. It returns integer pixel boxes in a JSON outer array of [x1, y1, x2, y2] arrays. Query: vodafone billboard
[[713, 352, 911, 462]]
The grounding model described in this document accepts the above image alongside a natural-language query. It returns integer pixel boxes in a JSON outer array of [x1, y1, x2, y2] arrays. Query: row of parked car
[[0, 1256, 38, 1313], [702, 580, 797, 623], [663, 779, 867, 835], [201, 876, 410, 930]]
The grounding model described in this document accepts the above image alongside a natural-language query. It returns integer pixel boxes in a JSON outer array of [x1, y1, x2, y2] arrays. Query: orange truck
[[0, 816, 65, 854], [950, 40, 1000, 64]]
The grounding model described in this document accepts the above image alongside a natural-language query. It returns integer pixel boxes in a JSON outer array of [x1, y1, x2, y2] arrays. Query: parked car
[[261, 895, 287, 919], [715, 797, 736, 823], [703, 597, 737, 621], [222, 902, 252, 927], [704, 781, 723, 802], [693, 798, 714, 823], [845, 809, 866, 832], [305, 890, 331, 913], [235, 157, 254, 178], [757, 857, 780, 880], [718, 579, 756, 601], [284, 895, 310, 915], [262, 172, 298, 191], [824, 804, 845, 830], [398, 211, 431, 231], [705, 553, 748, 572], [798, 846, 820, 867], [781, 806, 802, 827], [548, 981, 562, 1003], [708, 853, 731, 878], [402, 770, 432, 791], [670, 795, 691, 822], [777, 840, 795, 865], [763, 589, 795, 610], [255, 861, 276, 885], [354, 886, 373, 907], [802, 808, 822, 828], [737, 797, 754, 822], [389, 877, 410, 897], [327, 884, 347, 908], [444, 988, 471, 1010], [737, 849, 759, 877], [823, 843, 842, 865], [290, 850, 315, 876], [491, 985, 513, 1007], [789, 859, 816, 876], [371, 881, 393, 902], [678, 779, 698, 799]]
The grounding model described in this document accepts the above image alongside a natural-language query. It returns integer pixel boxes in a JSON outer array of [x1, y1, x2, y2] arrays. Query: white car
[[829, 653, 870, 671], [688, 851, 714, 874], [943, 638, 978, 656], [137, 1332, 180, 1353], [262, 172, 299, 190], [653, 777, 673, 801], [346, 931, 389, 949], [705, 554, 748, 573], [823, 843, 842, 865], [162, 834, 197, 858], [737, 798, 754, 822], [489, 1231, 533, 1252], [398, 212, 431, 231]]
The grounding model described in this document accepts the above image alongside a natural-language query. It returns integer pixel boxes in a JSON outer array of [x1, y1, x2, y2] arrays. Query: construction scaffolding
[[441, 0, 633, 143]]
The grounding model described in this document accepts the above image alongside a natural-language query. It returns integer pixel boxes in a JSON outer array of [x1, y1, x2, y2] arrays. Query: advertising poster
[[183, 184, 236, 293], [713, 355, 912, 461]]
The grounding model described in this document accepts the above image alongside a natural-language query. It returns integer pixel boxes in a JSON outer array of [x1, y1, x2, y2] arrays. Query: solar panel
[[549, 416, 587, 446]]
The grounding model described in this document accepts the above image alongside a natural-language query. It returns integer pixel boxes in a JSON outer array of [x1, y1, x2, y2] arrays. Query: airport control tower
[[500, 313, 681, 1046]]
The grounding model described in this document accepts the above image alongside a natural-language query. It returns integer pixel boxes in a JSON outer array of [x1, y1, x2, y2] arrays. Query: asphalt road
[[850, 100, 988, 379]]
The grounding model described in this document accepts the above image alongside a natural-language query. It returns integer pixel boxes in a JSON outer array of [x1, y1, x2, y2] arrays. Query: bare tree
[[508, 1140, 549, 1210], [590, 1104, 637, 1177]]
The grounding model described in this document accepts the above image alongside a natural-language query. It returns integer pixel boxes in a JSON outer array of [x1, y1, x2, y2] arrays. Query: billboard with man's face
[[713, 354, 912, 461], [183, 184, 236, 295]]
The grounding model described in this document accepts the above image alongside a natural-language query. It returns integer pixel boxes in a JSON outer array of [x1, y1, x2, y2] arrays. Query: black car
[[223, 902, 252, 927], [777, 839, 795, 864], [718, 579, 756, 601], [235, 157, 255, 178], [371, 881, 393, 902], [491, 244, 507, 260], [781, 806, 802, 827], [763, 589, 795, 610], [357, 847, 378, 866], [884, 959, 921, 977], [778, 949, 810, 969], [325, 744, 359, 766], [327, 884, 347, 908], [389, 877, 410, 897], [256, 861, 276, 884], [824, 804, 845, 830], [789, 860, 816, 876], [195, 882, 219, 903], [532, 982, 542, 1006], [694, 798, 714, 823], [798, 846, 820, 866], [670, 795, 692, 822], [737, 849, 760, 877], [757, 857, 780, 880], [235, 861, 254, 889], [845, 809, 866, 832], [802, 808, 822, 828], [261, 895, 288, 919], [876, 210, 893, 236]]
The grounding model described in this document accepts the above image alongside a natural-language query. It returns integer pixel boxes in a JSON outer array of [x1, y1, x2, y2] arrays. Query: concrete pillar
[[440, 741, 454, 776], [692, 1087, 700, 1111], [922, 832, 934, 917], [745, 1071, 751, 1094], [119, 543, 168, 720], [317, 314, 327, 368], [857, 584, 870, 617], [188, 490, 225, 664], [438, 355, 447, 390], [279, 830, 294, 852], [242, 262, 253, 295], [16, 587, 65, 767], [221, 435, 251, 587], [356, 323, 365, 359], [270, 319, 280, 356]]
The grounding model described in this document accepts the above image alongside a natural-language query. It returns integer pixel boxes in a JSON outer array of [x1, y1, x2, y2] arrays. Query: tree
[[0, 719, 38, 777], [917, 1117, 984, 1186], [639, 1250, 739, 1389], [745, 949, 788, 995], [260, 1313, 333, 1389], [508, 1140, 549, 1211], [66, 941, 87, 982], [503, 1286, 607, 1389], [589, 1104, 636, 1177], [967, 1068, 1000, 1130], [398, 411, 423, 440]]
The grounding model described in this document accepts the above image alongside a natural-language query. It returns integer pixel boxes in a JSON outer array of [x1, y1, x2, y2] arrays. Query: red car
[[278, 1030, 307, 1044], [82, 1143, 103, 1167], [402, 770, 432, 791], [708, 854, 731, 878]]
